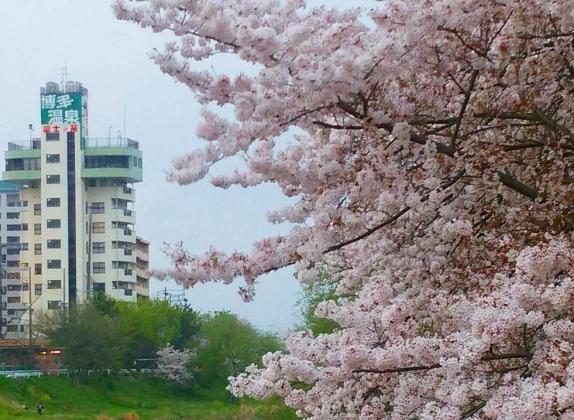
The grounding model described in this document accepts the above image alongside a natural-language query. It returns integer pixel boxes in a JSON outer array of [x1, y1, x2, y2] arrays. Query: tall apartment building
[[1, 81, 145, 334], [0, 181, 28, 338]]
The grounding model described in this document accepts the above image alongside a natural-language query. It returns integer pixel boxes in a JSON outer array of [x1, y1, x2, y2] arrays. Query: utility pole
[[62, 268, 66, 317], [27, 266, 32, 363], [86, 205, 93, 300], [0, 247, 5, 339]]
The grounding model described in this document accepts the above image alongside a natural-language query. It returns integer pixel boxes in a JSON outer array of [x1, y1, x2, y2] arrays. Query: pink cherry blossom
[[116, 0, 574, 417]]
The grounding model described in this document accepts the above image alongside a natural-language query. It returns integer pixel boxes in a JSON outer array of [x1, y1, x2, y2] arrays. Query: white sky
[[0, 0, 370, 332]]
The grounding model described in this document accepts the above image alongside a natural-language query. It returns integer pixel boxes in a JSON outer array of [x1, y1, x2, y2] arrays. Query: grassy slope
[[0, 375, 297, 419]]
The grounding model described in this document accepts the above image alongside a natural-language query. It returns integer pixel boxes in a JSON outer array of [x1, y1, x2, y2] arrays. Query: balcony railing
[[112, 226, 134, 237], [122, 186, 133, 194], [112, 207, 135, 217], [85, 137, 139, 149]]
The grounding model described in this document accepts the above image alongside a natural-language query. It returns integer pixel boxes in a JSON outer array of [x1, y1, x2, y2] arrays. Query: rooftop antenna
[[60, 62, 68, 90]]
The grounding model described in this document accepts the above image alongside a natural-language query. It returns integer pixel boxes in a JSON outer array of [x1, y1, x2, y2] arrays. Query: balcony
[[118, 186, 136, 201], [112, 207, 135, 224], [136, 248, 149, 263], [113, 268, 136, 284], [81, 166, 142, 182], [109, 286, 137, 302], [112, 227, 134, 243], [5, 141, 41, 163], [111, 248, 136, 263]]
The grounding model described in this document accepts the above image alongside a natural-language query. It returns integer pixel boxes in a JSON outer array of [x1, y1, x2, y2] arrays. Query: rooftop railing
[[8, 140, 41, 151], [8, 137, 139, 150], [85, 137, 139, 149]]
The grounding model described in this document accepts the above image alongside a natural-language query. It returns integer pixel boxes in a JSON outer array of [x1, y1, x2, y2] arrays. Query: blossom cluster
[[116, 0, 574, 417], [156, 345, 192, 384]]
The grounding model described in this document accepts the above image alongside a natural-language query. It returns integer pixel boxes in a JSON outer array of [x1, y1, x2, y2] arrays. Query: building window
[[6, 325, 17, 332], [34, 204, 41, 215], [87, 179, 96, 187], [47, 239, 61, 249], [34, 223, 41, 235], [7, 236, 18, 244], [47, 260, 61, 269], [34, 284, 42, 296], [93, 262, 105, 274], [93, 283, 105, 293], [22, 283, 28, 291], [47, 280, 61, 289], [46, 154, 60, 164], [7, 248, 19, 255], [90, 202, 104, 214], [47, 219, 61, 229], [46, 175, 60, 184], [47, 198, 60, 207], [47, 300, 61, 310], [92, 222, 105, 234], [6, 261, 18, 267], [35, 263, 42, 275], [34, 243, 42, 255], [92, 242, 105, 254], [20, 243, 28, 251], [7, 224, 21, 231], [84, 156, 130, 169], [46, 132, 59, 141], [22, 223, 28, 231], [6, 212, 19, 219], [7, 297, 20, 303]]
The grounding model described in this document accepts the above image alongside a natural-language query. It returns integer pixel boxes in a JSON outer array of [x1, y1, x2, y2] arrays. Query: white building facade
[[2, 82, 145, 334], [0, 181, 27, 339]]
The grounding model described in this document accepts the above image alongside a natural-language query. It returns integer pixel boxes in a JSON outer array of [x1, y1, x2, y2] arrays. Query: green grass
[[0, 375, 297, 419]]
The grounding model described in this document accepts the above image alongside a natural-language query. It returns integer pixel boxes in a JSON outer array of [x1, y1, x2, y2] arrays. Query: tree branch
[[451, 70, 479, 150], [497, 171, 539, 200], [354, 352, 533, 375], [324, 207, 411, 254]]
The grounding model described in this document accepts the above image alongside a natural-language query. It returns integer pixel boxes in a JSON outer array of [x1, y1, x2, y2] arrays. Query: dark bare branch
[[354, 352, 533, 375]]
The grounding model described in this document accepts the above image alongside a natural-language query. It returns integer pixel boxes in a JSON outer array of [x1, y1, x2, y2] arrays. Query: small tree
[[116, 299, 200, 367], [44, 304, 127, 381], [156, 345, 192, 385], [193, 312, 282, 395]]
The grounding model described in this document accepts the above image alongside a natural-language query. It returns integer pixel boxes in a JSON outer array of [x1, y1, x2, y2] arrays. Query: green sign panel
[[40, 92, 82, 126]]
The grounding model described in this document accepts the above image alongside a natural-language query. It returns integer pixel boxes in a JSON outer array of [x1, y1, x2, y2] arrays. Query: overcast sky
[[0, 0, 368, 332]]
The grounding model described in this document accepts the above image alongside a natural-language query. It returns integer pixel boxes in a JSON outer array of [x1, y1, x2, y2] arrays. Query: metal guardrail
[[0, 368, 153, 378], [0, 369, 68, 378]]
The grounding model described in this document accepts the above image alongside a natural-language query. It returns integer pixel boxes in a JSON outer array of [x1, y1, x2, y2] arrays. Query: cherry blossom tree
[[115, 0, 574, 417], [156, 345, 192, 384]]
